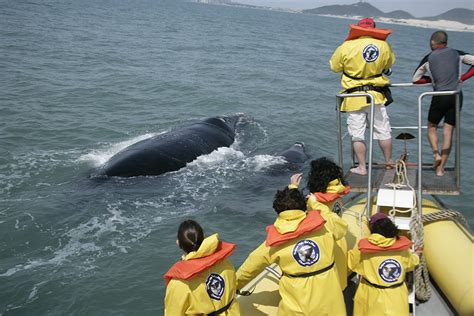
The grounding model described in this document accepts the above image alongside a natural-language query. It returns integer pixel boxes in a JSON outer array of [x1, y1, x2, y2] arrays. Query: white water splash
[[78, 132, 162, 167]]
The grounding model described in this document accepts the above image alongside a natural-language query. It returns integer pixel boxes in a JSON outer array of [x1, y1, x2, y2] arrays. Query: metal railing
[[336, 84, 461, 218]]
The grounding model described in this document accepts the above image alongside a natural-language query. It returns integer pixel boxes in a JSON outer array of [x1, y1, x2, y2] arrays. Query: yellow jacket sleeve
[[387, 43, 396, 69], [405, 251, 420, 272], [236, 241, 272, 289], [164, 279, 190, 316], [347, 247, 362, 274], [330, 44, 344, 73]]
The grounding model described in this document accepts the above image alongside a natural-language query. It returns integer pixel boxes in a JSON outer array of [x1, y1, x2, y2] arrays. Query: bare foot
[[385, 160, 394, 170], [433, 153, 442, 168], [436, 165, 445, 177], [350, 166, 367, 175]]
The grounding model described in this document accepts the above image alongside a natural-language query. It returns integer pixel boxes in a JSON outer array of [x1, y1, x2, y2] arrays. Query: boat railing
[[336, 84, 461, 218]]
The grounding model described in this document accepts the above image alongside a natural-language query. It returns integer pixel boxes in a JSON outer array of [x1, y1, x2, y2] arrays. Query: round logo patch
[[362, 44, 379, 63], [206, 273, 225, 300], [292, 239, 320, 266], [378, 259, 402, 283]]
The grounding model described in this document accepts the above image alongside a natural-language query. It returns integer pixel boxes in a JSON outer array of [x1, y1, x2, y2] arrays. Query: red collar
[[358, 236, 413, 253], [163, 241, 236, 285], [312, 186, 351, 203], [266, 211, 326, 247]]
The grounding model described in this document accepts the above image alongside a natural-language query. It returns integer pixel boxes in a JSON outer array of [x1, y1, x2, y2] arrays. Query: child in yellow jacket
[[164, 220, 240, 315], [236, 187, 347, 316], [348, 213, 420, 316]]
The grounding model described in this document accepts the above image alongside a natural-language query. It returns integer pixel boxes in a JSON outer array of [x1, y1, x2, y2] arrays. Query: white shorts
[[347, 105, 392, 142]]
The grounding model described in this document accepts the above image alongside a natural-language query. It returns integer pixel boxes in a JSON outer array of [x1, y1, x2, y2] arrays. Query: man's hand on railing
[[413, 76, 432, 85]]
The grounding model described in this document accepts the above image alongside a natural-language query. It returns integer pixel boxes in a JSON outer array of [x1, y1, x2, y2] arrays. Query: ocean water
[[0, 0, 473, 314]]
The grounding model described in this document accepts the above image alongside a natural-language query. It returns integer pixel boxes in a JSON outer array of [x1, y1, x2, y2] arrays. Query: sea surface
[[1, 0, 473, 314]]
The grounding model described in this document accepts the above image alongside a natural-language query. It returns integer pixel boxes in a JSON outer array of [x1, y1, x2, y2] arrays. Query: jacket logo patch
[[378, 259, 402, 283], [293, 239, 320, 266], [362, 44, 379, 63], [206, 273, 225, 300]]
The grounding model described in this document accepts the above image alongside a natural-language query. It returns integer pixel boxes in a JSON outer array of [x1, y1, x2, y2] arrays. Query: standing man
[[412, 31, 474, 176], [330, 18, 395, 175]]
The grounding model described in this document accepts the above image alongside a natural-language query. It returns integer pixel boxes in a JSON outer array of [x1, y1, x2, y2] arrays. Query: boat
[[236, 85, 473, 315]]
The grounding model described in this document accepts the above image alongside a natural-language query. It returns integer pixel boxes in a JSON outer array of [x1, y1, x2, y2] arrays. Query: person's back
[[428, 47, 460, 91], [164, 221, 240, 316], [330, 36, 394, 111], [236, 187, 346, 316], [348, 214, 419, 316]]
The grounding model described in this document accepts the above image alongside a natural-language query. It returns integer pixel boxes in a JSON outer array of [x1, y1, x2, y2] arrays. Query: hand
[[290, 173, 303, 186], [415, 246, 423, 255]]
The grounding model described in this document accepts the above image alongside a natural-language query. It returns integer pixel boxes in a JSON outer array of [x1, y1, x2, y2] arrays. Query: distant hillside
[[384, 10, 414, 19], [303, 2, 473, 25], [304, 2, 383, 17], [424, 8, 474, 25]]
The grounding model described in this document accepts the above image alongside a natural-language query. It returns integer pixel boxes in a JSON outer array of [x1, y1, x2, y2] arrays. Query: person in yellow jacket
[[164, 220, 241, 315], [348, 213, 420, 316], [236, 187, 347, 316], [330, 18, 396, 175], [289, 157, 351, 291]]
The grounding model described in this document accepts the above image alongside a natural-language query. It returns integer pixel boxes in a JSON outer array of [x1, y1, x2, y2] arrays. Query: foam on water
[[78, 132, 161, 167]]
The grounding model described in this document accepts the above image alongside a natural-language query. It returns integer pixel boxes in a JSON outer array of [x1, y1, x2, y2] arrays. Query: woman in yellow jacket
[[164, 220, 241, 315], [348, 213, 420, 316], [236, 187, 347, 316], [289, 157, 351, 291]]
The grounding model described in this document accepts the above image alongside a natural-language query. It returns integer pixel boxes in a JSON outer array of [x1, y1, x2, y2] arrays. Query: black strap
[[343, 71, 383, 80], [362, 277, 404, 289], [284, 261, 335, 278], [207, 299, 233, 316], [344, 85, 385, 94]]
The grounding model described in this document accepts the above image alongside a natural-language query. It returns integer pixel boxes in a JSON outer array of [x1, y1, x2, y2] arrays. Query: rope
[[384, 159, 432, 301]]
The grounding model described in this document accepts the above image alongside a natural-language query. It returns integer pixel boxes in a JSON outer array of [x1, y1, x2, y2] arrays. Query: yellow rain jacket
[[236, 210, 347, 316], [306, 179, 350, 291], [164, 234, 241, 316], [348, 233, 420, 316], [330, 37, 395, 112]]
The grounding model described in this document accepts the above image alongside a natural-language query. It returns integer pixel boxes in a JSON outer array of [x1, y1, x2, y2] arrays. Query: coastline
[[318, 14, 474, 33]]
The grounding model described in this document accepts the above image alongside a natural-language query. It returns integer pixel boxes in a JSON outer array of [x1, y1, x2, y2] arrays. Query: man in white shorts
[[330, 18, 395, 175]]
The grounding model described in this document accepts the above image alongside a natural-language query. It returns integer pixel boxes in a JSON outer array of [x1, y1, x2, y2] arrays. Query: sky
[[234, 0, 474, 17]]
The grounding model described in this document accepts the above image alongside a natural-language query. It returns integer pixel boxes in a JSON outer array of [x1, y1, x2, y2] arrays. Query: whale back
[[100, 116, 238, 177], [278, 142, 308, 164]]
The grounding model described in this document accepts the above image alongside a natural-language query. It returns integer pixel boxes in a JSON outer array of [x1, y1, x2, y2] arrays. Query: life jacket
[[312, 185, 351, 203], [358, 236, 413, 253], [266, 211, 326, 247], [345, 24, 392, 41], [163, 241, 236, 285]]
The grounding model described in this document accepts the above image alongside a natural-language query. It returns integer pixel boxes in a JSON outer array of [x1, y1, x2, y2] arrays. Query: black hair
[[370, 218, 399, 239], [177, 220, 204, 254], [306, 157, 346, 193], [273, 187, 307, 214], [431, 31, 448, 45]]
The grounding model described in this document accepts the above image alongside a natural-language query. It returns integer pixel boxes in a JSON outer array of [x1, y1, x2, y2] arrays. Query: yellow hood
[[274, 210, 307, 234], [326, 179, 347, 194], [184, 233, 219, 260], [368, 233, 396, 248]]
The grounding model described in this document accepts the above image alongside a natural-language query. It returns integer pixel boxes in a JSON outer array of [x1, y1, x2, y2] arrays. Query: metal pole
[[455, 92, 461, 190]]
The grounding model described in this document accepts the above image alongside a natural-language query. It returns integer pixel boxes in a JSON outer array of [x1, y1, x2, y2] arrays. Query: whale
[[277, 142, 308, 164], [99, 116, 240, 177]]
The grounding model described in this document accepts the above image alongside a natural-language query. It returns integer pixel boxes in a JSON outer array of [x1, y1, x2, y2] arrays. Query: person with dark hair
[[413, 30, 474, 176], [164, 220, 240, 315], [330, 17, 396, 175], [289, 157, 351, 291], [236, 187, 347, 315], [348, 213, 420, 316]]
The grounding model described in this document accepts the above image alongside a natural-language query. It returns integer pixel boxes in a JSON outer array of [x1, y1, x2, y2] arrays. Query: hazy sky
[[235, 0, 474, 17]]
